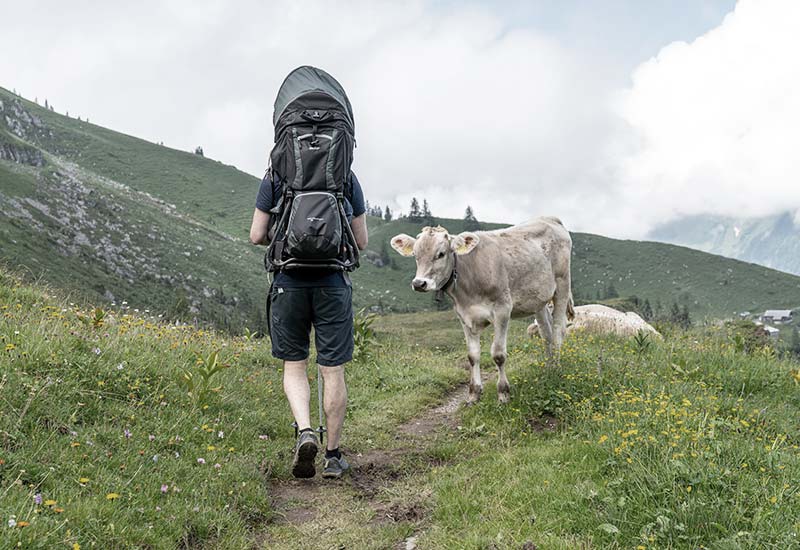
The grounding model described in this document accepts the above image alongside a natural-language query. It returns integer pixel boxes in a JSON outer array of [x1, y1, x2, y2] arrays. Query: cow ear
[[390, 234, 416, 257], [451, 232, 479, 255]]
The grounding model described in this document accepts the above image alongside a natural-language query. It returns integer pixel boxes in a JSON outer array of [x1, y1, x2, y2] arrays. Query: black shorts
[[269, 286, 354, 366]]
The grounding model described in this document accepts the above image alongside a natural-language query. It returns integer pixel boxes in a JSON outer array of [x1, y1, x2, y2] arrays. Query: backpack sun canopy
[[273, 65, 355, 131]]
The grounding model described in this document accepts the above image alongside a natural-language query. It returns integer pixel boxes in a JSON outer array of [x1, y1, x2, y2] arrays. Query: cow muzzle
[[411, 278, 430, 292]]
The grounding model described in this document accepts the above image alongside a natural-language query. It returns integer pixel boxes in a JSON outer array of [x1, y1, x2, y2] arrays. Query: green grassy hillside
[[1, 270, 798, 548], [3, 85, 800, 330], [0, 88, 267, 332]]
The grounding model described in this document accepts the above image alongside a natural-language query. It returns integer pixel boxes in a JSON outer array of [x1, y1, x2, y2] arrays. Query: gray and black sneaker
[[291, 430, 319, 479], [321, 454, 350, 479]]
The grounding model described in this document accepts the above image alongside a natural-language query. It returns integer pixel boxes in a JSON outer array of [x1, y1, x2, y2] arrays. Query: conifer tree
[[408, 197, 421, 221], [464, 205, 480, 231]]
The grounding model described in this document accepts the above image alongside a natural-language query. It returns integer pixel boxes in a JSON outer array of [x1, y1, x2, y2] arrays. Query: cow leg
[[462, 322, 483, 404], [491, 309, 511, 404], [535, 306, 554, 358], [551, 277, 572, 352]]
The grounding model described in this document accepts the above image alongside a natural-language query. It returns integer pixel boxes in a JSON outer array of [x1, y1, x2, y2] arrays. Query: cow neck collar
[[435, 253, 458, 303]]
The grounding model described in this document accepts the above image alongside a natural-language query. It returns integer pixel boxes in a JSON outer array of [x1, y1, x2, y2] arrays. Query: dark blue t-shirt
[[256, 172, 365, 287]]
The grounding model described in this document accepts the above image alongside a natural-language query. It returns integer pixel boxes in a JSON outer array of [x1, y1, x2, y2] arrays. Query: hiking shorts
[[269, 286, 354, 366]]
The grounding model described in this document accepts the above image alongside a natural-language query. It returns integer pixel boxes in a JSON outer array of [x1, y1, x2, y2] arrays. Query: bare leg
[[462, 321, 483, 404], [492, 309, 512, 403], [535, 307, 554, 358], [320, 365, 347, 451], [283, 360, 311, 431]]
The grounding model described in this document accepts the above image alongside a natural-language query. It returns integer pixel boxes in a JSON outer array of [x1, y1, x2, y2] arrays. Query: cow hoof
[[467, 384, 482, 404], [498, 390, 511, 404]]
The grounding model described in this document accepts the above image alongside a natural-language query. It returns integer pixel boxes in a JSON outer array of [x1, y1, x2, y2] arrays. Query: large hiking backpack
[[265, 66, 359, 272]]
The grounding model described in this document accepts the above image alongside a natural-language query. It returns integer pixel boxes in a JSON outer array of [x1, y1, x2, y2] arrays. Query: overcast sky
[[4, 0, 799, 237]]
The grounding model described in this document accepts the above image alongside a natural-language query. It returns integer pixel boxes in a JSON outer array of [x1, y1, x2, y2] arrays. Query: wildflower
[[148, 434, 155, 441], [152, 455, 159, 463], [34, 493, 42, 505], [598, 435, 608, 444], [44, 499, 57, 507], [197, 458, 206, 465], [218, 431, 224, 439], [124, 429, 132, 439], [93, 348, 101, 355], [214, 463, 221, 469], [161, 484, 168, 494], [207, 445, 216, 451], [16, 520, 30, 527], [73, 544, 81, 550], [54, 507, 64, 513], [258, 434, 270, 440], [79, 477, 90, 484], [7, 517, 16, 528], [106, 493, 120, 500]]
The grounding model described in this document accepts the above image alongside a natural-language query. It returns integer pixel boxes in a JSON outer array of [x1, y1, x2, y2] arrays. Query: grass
[[422, 330, 800, 549], [2, 268, 799, 548], [0, 268, 463, 549]]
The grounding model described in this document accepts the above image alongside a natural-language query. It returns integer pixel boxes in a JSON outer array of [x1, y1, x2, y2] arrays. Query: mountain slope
[[0, 88, 266, 331], [3, 86, 800, 326], [649, 211, 800, 276]]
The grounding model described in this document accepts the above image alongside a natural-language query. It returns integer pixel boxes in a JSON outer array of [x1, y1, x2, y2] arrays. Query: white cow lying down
[[528, 304, 661, 339]]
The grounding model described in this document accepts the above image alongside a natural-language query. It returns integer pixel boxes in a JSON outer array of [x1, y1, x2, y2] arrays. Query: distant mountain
[[3, 86, 800, 328], [649, 212, 800, 276]]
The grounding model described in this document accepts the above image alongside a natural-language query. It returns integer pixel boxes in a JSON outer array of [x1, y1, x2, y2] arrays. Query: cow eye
[[436, 251, 446, 259]]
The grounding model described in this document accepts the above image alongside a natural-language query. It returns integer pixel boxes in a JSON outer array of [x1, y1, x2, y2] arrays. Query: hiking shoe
[[291, 431, 319, 479], [321, 454, 350, 479]]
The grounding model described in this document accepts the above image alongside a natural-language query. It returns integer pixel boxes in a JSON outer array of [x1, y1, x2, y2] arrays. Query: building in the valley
[[761, 310, 793, 324]]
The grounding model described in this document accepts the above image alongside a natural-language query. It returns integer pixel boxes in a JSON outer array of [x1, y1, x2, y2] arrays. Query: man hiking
[[249, 66, 367, 479]]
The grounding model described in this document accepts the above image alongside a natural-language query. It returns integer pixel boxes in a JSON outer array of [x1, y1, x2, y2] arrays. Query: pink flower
[[148, 434, 155, 441], [34, 493, 42, 505], [258, 434, 270, 440], [160, 484, 168, 494], [196, 458, 206, 465], [213, 463, 221, 469], [124, 429, 132, 439]]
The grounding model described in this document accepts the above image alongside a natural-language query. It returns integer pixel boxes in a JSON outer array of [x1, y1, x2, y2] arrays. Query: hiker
[[249, 66, 367, 479]]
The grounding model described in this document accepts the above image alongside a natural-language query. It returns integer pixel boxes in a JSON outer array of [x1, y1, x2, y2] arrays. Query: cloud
[[8, 0, 790, 238], [610, 0, 800, 236], [0, 0, 619, 230]]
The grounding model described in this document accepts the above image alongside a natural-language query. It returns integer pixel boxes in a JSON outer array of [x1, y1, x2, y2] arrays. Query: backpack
[[265, 66, 359, 272]]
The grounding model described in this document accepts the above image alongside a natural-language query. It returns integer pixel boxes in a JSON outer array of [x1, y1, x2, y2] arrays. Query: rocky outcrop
[[0, 142, 45, 166], [0, 97, 52, 141]]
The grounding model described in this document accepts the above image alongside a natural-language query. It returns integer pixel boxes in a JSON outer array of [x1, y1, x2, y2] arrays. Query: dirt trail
[[261, 380, 476, 548]]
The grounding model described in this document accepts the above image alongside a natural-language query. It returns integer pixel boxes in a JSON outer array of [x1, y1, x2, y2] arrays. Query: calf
[[391, 217, 573, 403]]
